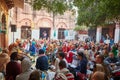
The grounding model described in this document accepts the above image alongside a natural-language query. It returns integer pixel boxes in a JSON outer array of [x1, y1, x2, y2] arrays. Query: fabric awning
[[13, 0, 24, 9]]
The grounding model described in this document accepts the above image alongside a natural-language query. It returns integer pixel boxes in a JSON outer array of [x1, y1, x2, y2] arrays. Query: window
[[21, 26, 31, 39]]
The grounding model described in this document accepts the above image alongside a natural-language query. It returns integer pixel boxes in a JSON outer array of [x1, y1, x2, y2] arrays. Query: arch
[[37, 18, 53, 28], [19, 18, 32, 27], [56, 22, 67, 29]]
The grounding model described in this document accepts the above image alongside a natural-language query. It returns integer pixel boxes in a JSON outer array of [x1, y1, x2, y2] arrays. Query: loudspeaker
[[11, 25, 16, 32]]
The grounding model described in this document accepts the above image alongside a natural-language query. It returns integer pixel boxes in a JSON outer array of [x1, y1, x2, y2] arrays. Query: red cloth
[[65, 73, 74, 80], [77, 72, 86, 80], [66, 51, 74, 63], [6, 61, 22, 80], [62, 46, 68, 53], [84, 45, 88, 50]]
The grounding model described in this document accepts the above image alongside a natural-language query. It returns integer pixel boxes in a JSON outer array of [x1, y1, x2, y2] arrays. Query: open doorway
[[58, 28, 65, 39], [21, 26, 31, 39], [40, 28, 51, 39]]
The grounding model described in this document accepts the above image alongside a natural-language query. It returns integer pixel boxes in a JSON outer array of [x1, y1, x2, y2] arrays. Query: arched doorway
[[20, 19, 32, 39], [58, 28, 65, 39], [37, 18, 52, 39], [0, 14, 6, 49], [57, 22, 67, 39]]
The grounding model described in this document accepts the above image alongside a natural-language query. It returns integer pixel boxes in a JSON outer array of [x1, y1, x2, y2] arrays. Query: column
[[96, 27, 102, 43], [114, 22, 120, 43]]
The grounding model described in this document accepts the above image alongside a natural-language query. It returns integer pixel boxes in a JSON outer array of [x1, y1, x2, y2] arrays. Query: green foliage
[[74, 25, 88, 31], [32, 0, 68, 15], [32, 0, 120, 27], [73, 0, 120, 27]]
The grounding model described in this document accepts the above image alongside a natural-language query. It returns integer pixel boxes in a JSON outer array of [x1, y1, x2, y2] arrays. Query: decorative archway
[[56, 22, 67, 29], [37, 18, 53, 28], [19, 18, 32, 39], [57, 22, 67, 39], [19, 18, 32, 27], [37, 18, 53, 39]]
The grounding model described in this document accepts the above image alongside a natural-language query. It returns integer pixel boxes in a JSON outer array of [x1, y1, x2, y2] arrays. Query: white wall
[[32, 29, 39, 40], [8, 28, 21, 45], [78, 34, 88, 41], [65, 30, 75, 40], [50, 29, 58, 40]]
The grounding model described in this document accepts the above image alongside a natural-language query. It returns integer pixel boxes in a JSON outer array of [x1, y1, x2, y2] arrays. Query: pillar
[[114, 22, 120, 43], [96, 27, 102, 43]]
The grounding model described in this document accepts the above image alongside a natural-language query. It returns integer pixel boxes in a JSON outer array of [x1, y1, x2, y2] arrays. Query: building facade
[[96, 23, 120, 43], [0, 0, 24, 49], [9, 2, 76, 44], [0, 0, 15, 49]]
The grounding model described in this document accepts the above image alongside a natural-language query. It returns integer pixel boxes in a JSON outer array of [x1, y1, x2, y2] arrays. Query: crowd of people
[[0, 38, 120, 80]]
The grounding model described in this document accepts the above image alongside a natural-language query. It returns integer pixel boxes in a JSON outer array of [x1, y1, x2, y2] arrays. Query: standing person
[[36, 49, 49, 71], [29, 41, 36, 56], [6, 52, 22, 80], [42, 31, 47, 40], [29, 41, 36, 62]]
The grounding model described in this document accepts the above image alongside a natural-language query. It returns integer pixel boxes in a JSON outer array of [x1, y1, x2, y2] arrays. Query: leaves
[[74, 0, 120, 27], [74, 25, 88, 31], [32, 0, 120, 27], [32, 0, 68, 15]]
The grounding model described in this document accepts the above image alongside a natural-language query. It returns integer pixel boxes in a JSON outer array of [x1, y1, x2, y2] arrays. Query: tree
[[32, 0, 68, 15], [32, 0, 120, 27], [73, 0, 120, 27], [74, 25, 88, 31]]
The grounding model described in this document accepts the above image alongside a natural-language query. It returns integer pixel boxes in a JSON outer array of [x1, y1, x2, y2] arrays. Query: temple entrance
[[21, 26, 31, 39], [40, 28, 51, 39], [58, 28, 65, 39]]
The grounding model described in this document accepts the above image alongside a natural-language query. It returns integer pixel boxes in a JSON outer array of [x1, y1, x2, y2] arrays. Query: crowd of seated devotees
[[0, 39, 120, 80]]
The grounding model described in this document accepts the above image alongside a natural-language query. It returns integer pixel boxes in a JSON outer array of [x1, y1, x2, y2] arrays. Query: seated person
[[54, 60, 74, 80], [28, 70, 40, 80], [104, 52, 120, 71], [36, 49, 49, 71], [91, 71, 109, 80], [68, 51, 88, 80], [6, 52, 22, 80], [16, 58, 33, 80]]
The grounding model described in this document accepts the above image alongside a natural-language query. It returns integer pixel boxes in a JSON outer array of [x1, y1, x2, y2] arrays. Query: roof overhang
[[13, 0, 24, 9], [4, 0, 24, 9]]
